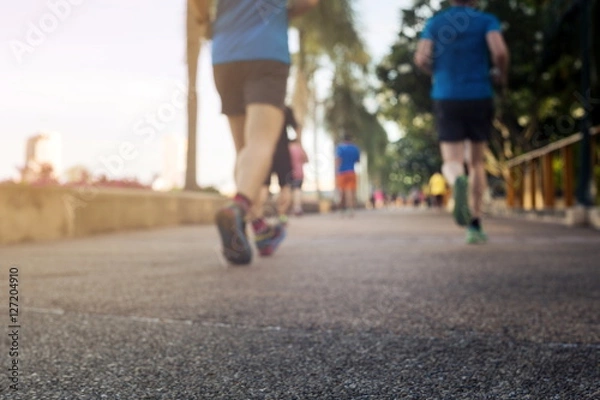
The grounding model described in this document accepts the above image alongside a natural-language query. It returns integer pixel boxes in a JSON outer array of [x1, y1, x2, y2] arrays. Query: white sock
[[442, 161, 465, 187]]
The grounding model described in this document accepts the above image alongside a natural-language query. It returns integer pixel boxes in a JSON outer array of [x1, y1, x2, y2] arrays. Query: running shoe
[[278, 214, 289, 226], [453, 175, 471, 226], [466, 226, 488, 244], [255, 224, 286, 256], [215, 203, 252, 265]]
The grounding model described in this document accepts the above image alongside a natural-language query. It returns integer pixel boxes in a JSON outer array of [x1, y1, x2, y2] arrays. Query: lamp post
[[311, 79, 322, 200], [577, 0, 593, 206]]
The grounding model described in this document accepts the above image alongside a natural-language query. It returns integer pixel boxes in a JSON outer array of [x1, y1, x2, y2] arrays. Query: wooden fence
[[505, 126, 599, 210]]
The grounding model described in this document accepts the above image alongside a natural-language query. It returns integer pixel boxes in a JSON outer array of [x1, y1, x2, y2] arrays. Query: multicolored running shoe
[[255, 224, 286, 257], [215, 203, 252, 265]]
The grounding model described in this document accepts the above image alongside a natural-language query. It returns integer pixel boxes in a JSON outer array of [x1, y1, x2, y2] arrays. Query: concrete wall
[[0, 184, 227, 245]]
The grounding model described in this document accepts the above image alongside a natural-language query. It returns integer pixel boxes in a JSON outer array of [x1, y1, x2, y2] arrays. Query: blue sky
[[1, 0, 408, 191]]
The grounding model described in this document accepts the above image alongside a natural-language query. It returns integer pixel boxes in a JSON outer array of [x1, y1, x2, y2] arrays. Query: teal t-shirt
[[421, 6, 501, 100], [211, 0, 290, 65]]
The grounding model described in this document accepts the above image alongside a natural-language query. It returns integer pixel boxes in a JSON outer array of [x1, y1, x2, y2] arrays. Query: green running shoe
[[453, 175, 471, 226], [466, 226, 488, 244]]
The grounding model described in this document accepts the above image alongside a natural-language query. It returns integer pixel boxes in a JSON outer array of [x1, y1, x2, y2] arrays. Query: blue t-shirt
[[421, 6, 501, 100], [212, 0, 290, 65], [336, 143, 360, 174]]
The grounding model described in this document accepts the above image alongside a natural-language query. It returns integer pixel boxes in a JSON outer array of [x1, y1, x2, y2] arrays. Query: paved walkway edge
[[489, 203, 600, 230]]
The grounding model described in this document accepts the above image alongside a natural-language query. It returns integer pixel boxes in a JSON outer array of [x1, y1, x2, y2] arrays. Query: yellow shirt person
[[429, 172, 447, 208], [429, 173, 447, 196]]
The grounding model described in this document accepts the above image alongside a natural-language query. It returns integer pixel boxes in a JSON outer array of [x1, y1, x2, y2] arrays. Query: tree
[[184, 0, 209, 191], [291, 0, 370, 122], [292, 1, 390, 191], [379, 99, 441, 195]]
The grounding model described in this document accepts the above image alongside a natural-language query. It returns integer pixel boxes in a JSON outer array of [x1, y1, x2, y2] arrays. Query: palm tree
[[291, 0, 369, 121], [291, 0, 388, 194], [184, 0, 209, 191]]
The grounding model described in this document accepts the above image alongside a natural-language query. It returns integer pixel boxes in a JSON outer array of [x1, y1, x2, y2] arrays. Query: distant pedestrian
[[252, 106, 303, 227], [211, 0, 320, 265], [373, 188, 385, 209], [415, 0, 509, 244], [288, 137, 308, 216], [428, 172, 447, 209], [335, 133, 361, 216], [409, 187, 421, 208]]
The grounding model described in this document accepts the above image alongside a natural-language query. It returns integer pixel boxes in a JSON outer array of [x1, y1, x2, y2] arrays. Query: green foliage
[[293, 0, 369, 67], [383, 130, 442, 195]]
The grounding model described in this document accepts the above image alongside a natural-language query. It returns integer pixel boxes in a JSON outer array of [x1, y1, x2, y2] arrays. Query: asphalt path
[[1, 209, 598, 399]]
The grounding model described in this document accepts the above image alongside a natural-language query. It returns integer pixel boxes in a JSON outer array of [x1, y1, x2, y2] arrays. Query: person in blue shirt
[[414, 0, 509, 244], [208, 0, 319, 265], [335, 133, 361, 216]]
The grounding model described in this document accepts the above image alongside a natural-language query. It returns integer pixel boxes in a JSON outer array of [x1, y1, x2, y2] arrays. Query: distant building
[[21, 132, 62, 183], [153, 134, 186, 191], [64, 165, 91, 183]]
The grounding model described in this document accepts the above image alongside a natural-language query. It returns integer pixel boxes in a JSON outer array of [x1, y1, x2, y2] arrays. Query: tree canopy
[[292, 0, 388, 186]]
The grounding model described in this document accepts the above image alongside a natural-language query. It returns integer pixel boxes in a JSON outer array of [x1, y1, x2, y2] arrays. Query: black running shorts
[[433, 98, 494, 143]]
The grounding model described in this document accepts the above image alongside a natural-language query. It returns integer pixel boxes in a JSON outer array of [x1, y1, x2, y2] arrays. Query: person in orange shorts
[[335, 133, 360, 216]]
